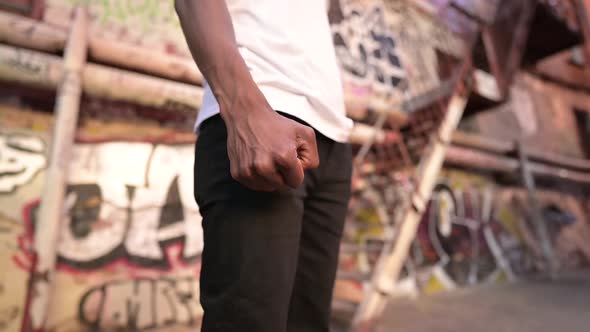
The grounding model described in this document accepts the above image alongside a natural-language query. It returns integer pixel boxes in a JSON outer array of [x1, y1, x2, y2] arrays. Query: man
[[175, 1, 353, 331]]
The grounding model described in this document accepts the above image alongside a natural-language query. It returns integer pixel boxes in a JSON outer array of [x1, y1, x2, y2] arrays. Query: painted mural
[[0, 108, 52, 332], [330, 0, 408, 99], [339, 168, 590, 298], [0, 106, 203, 331], [329, 0, 467, 115], [2, 1, 590, 331]]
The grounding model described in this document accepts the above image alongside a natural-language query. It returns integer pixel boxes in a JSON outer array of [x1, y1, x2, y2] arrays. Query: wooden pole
[[451, 131, 590, 172], [29, 7, 88, 330], [0, 11, 66, 52], [0, 44, 62, 88], [351, 84, 470, 331], [0, 44, 204, 111], [0, 11, 418, 124], [517, 141, 559, 276], [88, 35, 202, 84], [445, 145, 590, 183], [0, 11, 203, 85], [445, 144, 519, 172], [349, 126, 590, 173], [350, 123, 387, 145], [574, 0, 590, 71]]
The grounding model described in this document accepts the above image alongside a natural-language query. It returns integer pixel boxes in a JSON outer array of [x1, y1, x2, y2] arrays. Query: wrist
[[217, 83, 271, 123]]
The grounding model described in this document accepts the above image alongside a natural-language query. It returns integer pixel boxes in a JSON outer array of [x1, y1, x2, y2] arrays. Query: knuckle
[[238, 166, 252, 179], [276, 149, 293, 164], [254, 159, 273, 174], [230, 168, 239, 180], [230, 163, 240, 180], [305, 127, 315, 139]]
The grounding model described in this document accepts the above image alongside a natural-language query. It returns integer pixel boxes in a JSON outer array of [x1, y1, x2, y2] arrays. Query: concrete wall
[[461, 73, 590, 158]]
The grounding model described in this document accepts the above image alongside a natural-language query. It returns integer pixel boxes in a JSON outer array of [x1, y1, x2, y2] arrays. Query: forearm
[[175, 0, 269, 121]]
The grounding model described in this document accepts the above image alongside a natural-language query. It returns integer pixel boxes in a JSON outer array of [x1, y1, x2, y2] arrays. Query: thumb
[[275, 149, 305, 188], [295, 125, 320, 170]]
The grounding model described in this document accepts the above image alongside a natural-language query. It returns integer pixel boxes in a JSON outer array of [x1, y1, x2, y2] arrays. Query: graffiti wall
[[43, 0, 189, 57], [0, 105, 203, 331], [339, 168, 590, 298], [329, 0, 408, 101], [408, 169, 590, 294], [329, 0, 467, 114], [0, 108, 52, 332], [38, 0, 466, 117]]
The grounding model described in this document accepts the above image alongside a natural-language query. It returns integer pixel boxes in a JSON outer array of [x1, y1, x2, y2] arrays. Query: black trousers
[[194, 114, 352, 332]]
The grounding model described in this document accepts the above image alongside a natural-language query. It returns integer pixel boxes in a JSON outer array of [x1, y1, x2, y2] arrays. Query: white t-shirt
[[196, 0, 353, 143]]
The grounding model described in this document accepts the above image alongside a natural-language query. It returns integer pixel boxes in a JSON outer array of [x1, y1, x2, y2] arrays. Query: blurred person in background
[[176, 0, 353, 331]]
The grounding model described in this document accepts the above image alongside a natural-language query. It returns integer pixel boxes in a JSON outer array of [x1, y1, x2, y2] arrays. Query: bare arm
[[175, 0, 319, 191], [175, 0, 260, 120]]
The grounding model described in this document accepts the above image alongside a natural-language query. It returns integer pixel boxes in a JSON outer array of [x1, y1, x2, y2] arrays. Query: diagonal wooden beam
[[29, 6, 88, 331], [574, 0, 590, 70], [351, 64, 473, 331], [482, 0, 536, 98]]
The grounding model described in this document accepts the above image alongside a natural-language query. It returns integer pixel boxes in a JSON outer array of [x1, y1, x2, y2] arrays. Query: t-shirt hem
[[195, 86, 352, 143]]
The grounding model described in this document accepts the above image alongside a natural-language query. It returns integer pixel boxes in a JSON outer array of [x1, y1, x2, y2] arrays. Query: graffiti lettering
[[79, 277, 201, 331], [59, 143, 201, 269], [18, 142, 203, 270], [2, 49, 47, 76], [0, 132, 46, 193], [341, 170, 577, 295], [413, 183, 521, 286], [330, 2, 407, 91]]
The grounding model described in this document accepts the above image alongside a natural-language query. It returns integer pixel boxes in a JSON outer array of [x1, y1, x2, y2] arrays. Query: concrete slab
[[374, 271, 590, 332]]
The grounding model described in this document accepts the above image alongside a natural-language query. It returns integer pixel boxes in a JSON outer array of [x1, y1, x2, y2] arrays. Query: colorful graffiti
[[58, 142, 201, 270], [339, 169, 590, 297], [46, 141, 202, 330], [0, 132, 46, 193], [0, 108, 205, 332], [329, 0, 467, 113], [330, 1, 407, 93], [411, 182, 525, 289], [79, 276, 201, 331], [11, 141, 203, 271], [1, 126, 49, 332]]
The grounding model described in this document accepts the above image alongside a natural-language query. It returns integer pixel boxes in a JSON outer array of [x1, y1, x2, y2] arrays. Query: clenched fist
[[224, 108, 319, 192]]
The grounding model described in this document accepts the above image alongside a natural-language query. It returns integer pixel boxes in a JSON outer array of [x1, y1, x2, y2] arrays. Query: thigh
[[287, 141, 352, 332], [195, 116, 303, 332]]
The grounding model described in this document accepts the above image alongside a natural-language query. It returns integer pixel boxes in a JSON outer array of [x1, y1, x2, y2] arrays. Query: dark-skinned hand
[[225, 108, 319, 192]]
